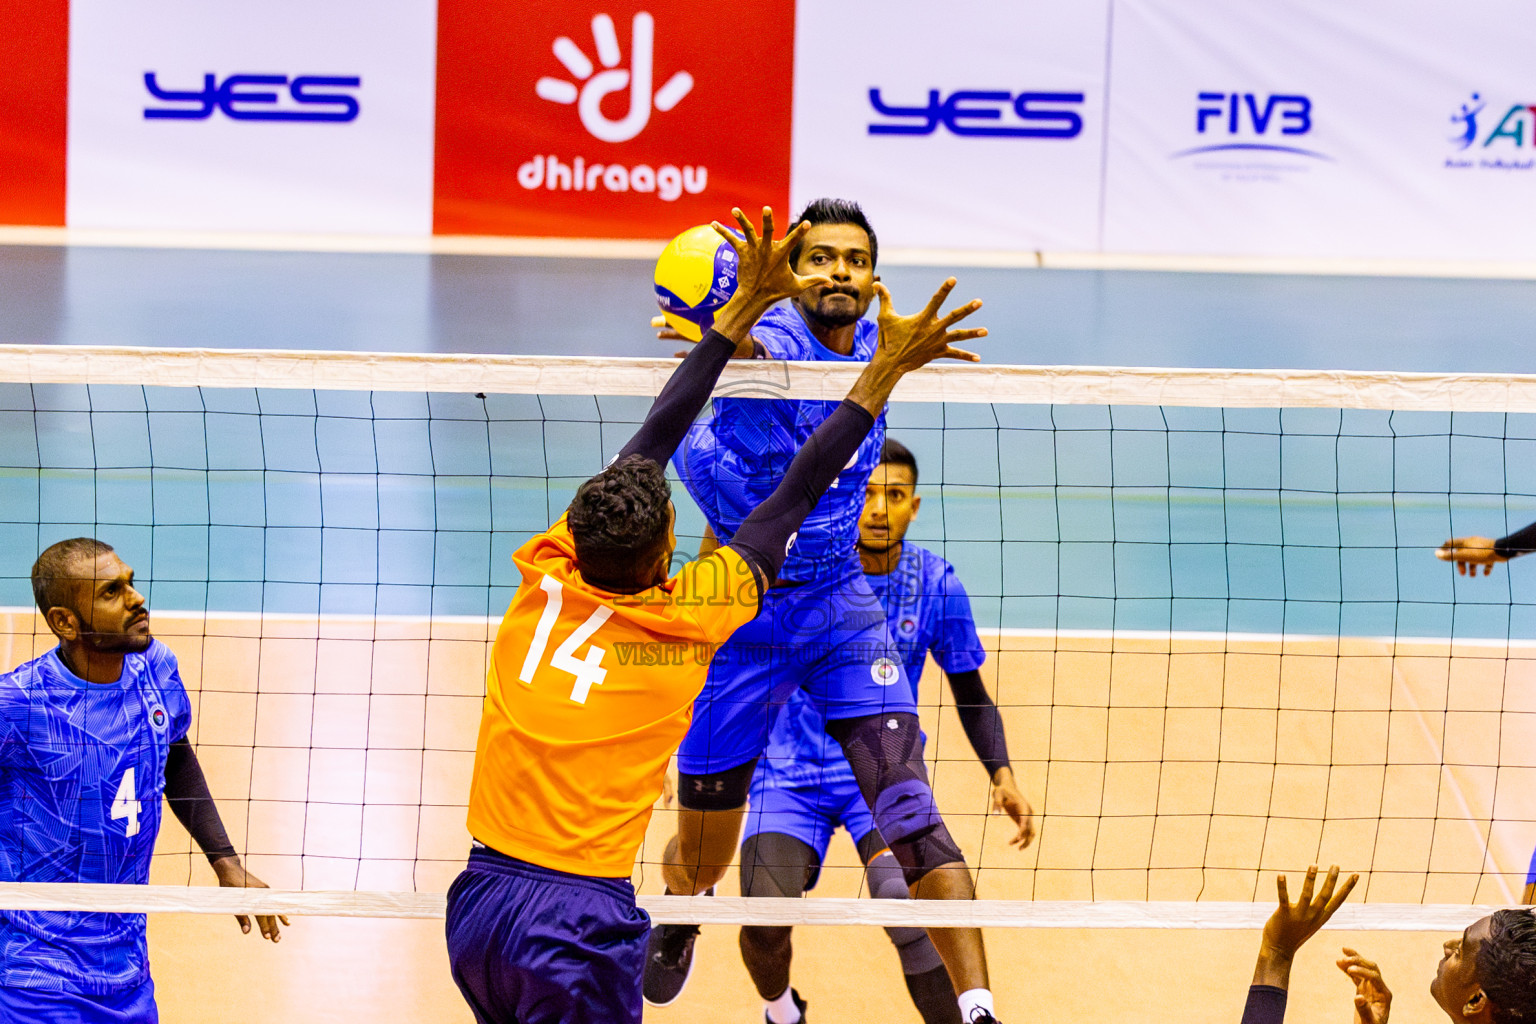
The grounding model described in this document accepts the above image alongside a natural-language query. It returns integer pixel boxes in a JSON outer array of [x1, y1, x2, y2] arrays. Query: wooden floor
[[3, 608, 1532, 1023]]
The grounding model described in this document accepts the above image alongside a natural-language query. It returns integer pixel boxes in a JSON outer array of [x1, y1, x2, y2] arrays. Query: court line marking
[[5, 226, 1536, 278], [8, 343, 1536, 410], [0, 883, 1501, 928]]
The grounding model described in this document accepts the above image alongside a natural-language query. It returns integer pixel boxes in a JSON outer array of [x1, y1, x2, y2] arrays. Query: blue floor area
[[3, 244, 1534, 637], [4, 245, 1536, 372]]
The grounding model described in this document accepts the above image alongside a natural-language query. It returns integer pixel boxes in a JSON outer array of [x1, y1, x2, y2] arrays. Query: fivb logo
[[519, 11, 707, 202]]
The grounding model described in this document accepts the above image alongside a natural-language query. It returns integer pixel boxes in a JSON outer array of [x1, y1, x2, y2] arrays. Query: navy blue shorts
[[0, 978, 156, 1023], [445, 847, 650, 1024]]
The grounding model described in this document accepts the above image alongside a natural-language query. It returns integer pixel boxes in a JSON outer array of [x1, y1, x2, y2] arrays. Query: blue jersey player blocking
[[1, 538, 284, 1024], [646, 199, 1006, 1024], [736, 438, 1036, 1024]]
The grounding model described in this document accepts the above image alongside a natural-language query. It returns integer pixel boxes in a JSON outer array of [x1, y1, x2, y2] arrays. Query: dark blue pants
[[445, 847, 649, 1024]]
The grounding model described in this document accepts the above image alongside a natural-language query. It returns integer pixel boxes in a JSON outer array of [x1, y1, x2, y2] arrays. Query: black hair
[[1480, 908, 1536, 1024], [32, 537, 114, 614], [788, 198, 878, 269], [879, 437, 918, 485], [567, 455, 672, 591]]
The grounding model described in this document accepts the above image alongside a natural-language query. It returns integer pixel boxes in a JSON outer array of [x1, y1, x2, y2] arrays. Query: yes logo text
[[868, 89, 1084, 138], [143, 73, 361, 122]]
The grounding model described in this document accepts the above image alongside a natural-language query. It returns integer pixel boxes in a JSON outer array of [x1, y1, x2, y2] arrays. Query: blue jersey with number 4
[[0, 641, 192, 995], [758, 544, 987, 789], [673, 304, 886, 583]]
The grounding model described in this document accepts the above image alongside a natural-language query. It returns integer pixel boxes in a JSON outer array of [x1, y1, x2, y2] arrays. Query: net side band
[[6, 344, 1536, 411], [0, 884, 1499, 931]]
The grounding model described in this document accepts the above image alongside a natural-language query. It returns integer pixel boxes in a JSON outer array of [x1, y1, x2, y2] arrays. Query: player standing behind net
[[445, 206, 984, 1024], [646, 199, 1004, 1024], [1435, 525, 1536, 904], [1, 537, 283, 1024], [730, 436, 1036, 1024]]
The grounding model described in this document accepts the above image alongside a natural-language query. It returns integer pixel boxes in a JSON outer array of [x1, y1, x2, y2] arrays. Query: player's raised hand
[[1261, 865, 1357, 962], [1437, 536, 1506, 575], [211, 856, 289, 943], [873, 279, 986, 372], [712, 207, 834, 340], [990, 766, 1036, 849], [1338, 948, 1392, 1024]]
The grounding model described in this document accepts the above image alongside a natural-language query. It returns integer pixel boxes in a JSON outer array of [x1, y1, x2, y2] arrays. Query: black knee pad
[[677, 759, 757, 811], [739, 832, 820, 898]]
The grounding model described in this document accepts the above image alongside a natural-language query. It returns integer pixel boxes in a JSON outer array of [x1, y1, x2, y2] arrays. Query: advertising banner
[[790, 0, 1110, 253], [432, 0, 795, 238], [1102, 0, 1536, 261], [0, 0, 67, 226], [66, 0, 439, 234]]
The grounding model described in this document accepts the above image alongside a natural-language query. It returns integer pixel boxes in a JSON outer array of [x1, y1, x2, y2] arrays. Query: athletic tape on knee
[[868, 852, 944, 976]]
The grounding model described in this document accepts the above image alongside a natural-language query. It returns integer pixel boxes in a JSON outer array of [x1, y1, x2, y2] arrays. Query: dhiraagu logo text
[[1447, 93, 1536, 171], [519, 12, 706, 201]]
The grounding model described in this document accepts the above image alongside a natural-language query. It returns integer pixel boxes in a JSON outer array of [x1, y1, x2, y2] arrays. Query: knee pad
[[867, 852, 944, 976], [677, 759, 757, 811]]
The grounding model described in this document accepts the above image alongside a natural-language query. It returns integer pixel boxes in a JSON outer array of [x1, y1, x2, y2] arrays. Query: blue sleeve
[[1240, 985, 1286, 1024], [151, 643, 193, 743], [1528, 843, 1536, 886], [0, 679, 23, 769], [931, 561, 986, 675]]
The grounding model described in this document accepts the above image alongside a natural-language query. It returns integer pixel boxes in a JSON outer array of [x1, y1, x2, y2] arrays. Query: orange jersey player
[[444, 205, 987, 1024]]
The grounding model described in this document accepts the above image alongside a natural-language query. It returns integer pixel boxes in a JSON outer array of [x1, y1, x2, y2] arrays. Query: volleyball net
[[1, 344, 1534, 927]]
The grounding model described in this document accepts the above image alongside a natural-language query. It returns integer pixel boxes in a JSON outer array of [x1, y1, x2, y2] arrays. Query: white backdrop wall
[[2, 0, 1534, 259]]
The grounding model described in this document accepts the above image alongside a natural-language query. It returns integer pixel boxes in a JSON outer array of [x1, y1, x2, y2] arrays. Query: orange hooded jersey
[[467, 514, 760, 877]]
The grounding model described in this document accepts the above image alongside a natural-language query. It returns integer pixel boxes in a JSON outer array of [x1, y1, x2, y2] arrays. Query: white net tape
[[0, 883, 1499, 930], [5, 343, 1536, 411]]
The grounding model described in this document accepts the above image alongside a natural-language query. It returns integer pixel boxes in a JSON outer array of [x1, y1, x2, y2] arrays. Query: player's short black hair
[[32, 537, 114, 614], [567, 455, 672, 591], [1479, 908, 1536, 1024], [879, 437, 918, 485], [789, 198, 878, 269]]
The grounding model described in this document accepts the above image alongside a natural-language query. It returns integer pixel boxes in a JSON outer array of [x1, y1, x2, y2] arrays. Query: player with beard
[[730, 437, 1036, 1024], [646, 199, 1006, 1024], [0, 538, 282, 1023], [1230, 864, 1536, 1024]]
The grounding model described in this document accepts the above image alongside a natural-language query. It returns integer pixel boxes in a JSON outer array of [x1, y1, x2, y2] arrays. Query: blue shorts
[[742, 773, 877, 874], [677, 564, 916, 775], [0, 978, 156, 1023], [445, 846, 650, 1024]]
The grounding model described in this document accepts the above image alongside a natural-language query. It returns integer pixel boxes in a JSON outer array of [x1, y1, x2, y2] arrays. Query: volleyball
[[654, 224, 740, 341]]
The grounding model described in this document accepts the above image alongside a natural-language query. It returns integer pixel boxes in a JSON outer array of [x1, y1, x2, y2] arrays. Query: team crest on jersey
[[870, 657, 900, 686], [150, 706, 167, 731], [898, 617, 918, 637]]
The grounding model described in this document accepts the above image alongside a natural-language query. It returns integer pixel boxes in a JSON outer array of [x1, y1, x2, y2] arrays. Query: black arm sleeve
[[946, 668, 1011, 779], [1240, 985, 1287, 1024], [728, 399, 877, 586], [616, 329, 738, 466], [164, 737, 238, 864], [1496, 520, 1536, 558]]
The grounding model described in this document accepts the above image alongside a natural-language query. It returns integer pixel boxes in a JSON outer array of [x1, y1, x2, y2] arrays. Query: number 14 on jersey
[[519, 575, 612, 704]]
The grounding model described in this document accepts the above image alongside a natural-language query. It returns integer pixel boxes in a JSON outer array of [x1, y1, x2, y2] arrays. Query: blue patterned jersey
[[758, 544, 987, 789], [673, 304, 886, 583], [0, 641, 192, 995]]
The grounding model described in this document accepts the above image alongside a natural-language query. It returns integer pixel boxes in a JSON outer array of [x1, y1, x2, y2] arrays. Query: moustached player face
[[791, 222, 877, 330], [859, 462, 920, 553], [48, 551, 152, 654], [1431, 914, 1493, 1020]]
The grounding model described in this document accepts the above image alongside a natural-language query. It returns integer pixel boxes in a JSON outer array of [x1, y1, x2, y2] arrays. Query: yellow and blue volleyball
[[654, 225, 739, 341]]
